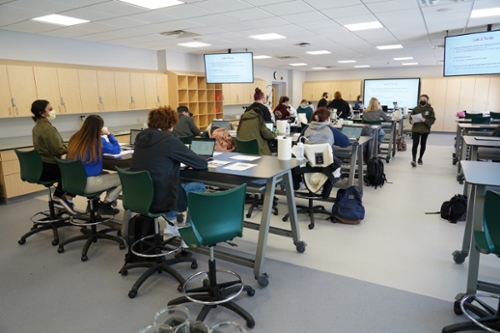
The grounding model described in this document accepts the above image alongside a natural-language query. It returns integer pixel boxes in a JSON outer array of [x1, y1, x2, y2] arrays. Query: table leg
[[399, 118, 404, 137], [282, 170, 305, 250], [470, 145, 478, 161], [466, 184, 486, 295], [373, 128, 379, 158], [253, 176, 277, 287], [455, 124, 461, 163], [391, 121, 396, 157], [347, 144, 358, 187], [121, 209, 133, 237], [458, 131, 468, 174], [357, 143, 364, 195], [453, 182, 474, 264]]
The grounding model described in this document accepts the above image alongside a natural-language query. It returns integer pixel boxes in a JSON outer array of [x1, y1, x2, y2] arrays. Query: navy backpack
[[331, 186, 365, 225]]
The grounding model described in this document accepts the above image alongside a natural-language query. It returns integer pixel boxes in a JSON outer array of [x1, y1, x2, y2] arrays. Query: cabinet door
[[443, 78, 461, 132], [97, 71, 117, 112], [471, 78, 489, 112], [144, 73, 158, 109], [350, 80, 361, 100], [331, 81, 341, 97], [78, 69, 100, 113], [223, 84, 232, 104], [114, 72, 132, 111], [302, 82, 313, 100], [340, 81, 352, 100], [7, 65, 37, 117], [0, 65, 13, 118], [458, 78, 475, 112], [33, 67, 63, 114], [430, 78, 447, 132], [488, 77, 500, 112], [311, 82, 323, 101], [156, 74, 169, 107], [319, 81, 331, 100], [130, 72, 146, 109], [57, 68, 82, 114]]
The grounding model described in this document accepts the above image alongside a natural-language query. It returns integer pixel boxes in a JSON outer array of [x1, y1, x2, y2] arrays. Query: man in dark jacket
[[173, 106, 201, 137], [327, 91, 351, 119], [132, 107, 207, 236]]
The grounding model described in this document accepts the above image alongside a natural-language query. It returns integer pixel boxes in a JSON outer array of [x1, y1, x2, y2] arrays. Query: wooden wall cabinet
[[130, 72, 147, 110], [57, 68, 83, 114], [114, 71, 133, 111], [0, 65, 13, 118], [6, 65, 37, 117], [156, 73, 169, 107], [78, 69, 100, 113], [33, 66, 64, 114], [222, 79, 267, 106], [97, 70, 118, 112], [302, 80, 361, 102]]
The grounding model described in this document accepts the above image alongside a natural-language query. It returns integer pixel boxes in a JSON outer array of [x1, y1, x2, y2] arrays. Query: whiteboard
[[363, 78, 420, 109]]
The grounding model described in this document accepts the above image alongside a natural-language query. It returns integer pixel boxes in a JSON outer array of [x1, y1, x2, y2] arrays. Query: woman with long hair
[[31, 99, 76, 214], [363, 97, 391, 146], [245, 87, 274, 123], [67, 115, 121, 215]]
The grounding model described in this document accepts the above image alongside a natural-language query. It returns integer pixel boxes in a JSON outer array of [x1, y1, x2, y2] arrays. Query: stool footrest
[[182, 269, 244, 305]]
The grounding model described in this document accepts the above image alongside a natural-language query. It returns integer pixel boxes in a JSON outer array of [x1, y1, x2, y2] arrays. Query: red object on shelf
[[215, 94, 220, 101], [215, 107, 219, 113]]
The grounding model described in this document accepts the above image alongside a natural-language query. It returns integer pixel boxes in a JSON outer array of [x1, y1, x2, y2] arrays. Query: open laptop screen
[[130, 129, 142, 145], [265, 122, 274, 131], [211, 120, 230, 130], [341, 126, 363, 140], [190, 139, 216, 157]]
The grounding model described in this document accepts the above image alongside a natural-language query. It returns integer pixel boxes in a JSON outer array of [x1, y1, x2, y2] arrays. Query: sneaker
[[97, 202, 119, 215], [410, 160, 416, 167], [59, 197, 77, 215], [418, 158, 423, 165], [164, 222, 187, 248], [52, 197, 64, 210]]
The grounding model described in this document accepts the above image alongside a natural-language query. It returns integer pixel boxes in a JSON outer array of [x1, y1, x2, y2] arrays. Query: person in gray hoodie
[[298, 107, 351, 148]]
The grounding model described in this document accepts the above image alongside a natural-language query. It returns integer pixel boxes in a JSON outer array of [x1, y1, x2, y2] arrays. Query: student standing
[[31, 99, 76, 214], [245, 88, 274, 123], [354, 95, 363, 110], [67, 115, 121, 215], [317, 92, 329, 108], [327, 91, 351, 119], [237, 107, 277, 155], [173, 106, 201, 137], [409, 94, 436, 167]]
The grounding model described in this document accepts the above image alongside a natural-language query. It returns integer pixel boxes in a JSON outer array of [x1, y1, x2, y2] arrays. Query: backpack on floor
[[440, 195, 467, 223], [397, 135, 407, 151], [124, 214, 157, 263], [331, 186, 365, 225], [364, 157, 387, 189]]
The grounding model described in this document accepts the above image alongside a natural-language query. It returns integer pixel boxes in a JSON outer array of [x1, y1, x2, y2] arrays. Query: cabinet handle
[[15, 107, 19, 115], [97, 103, 100, 111], [8, 107, 12, 115]]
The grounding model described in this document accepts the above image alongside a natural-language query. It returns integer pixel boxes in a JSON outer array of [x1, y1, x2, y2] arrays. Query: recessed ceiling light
[[249, 33, 286, 41], [253, 55, 272, 59], [117, 0, 184, 10], [306, 50, 331, 55], [402, 62, 419, 66], [376, 44, 403, 50], [178, 42, 211, 48], [32, 14, 89, 26], [312, 67, 327, 70], [344, 21, 383, 32], [337, 60, 356, 64], [471, 7, 500, 18], [289, 63, 308, 66], [354, 65, 370, 68], [393, 57, 413, 61]]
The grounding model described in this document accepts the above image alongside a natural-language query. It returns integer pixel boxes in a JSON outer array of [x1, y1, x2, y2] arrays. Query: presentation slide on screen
[[363, 79, 420, 109], [444, 31, 500, 76], [204, 53, 254, 84]]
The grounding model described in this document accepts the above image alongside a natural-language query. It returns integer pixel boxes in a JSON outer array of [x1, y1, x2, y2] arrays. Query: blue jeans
[[165, 182, 206, 221], [378, 129, 385, 146]]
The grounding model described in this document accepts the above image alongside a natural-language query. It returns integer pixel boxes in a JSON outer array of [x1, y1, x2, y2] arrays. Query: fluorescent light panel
[[354, 65, 370, 68], [312, 67, 327, 70], [402, 62, 419, 66], [178, 42, 211, 48], [289, 63, 307, 66], [377, 44, 403, 50], [344, 21, 383, 32], [470, 7, 500, 18], [249, 33, 286, 40], [32, 14, 89, 26], [117, 0, 184, 9], [306, 50, 331, 55], [393, 57, 413, 61], [337, 60, 356, 63], [253, 55, 271, 59]]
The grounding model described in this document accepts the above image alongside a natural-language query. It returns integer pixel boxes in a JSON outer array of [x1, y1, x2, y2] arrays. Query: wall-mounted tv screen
[[444, 30, 500, 77], [204, 52, 254, 84], [363, 78, 421, 109]]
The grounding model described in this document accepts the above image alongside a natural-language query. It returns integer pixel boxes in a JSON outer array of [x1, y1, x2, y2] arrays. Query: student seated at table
[[297, 99, 314, 123], [31, 99, 76, 214], [237, 106, 277, 155], [67, 115, 121, 215], [298, 107, 351, 149], [363, 97, 392, 146], [173, 106, 201, 137], [131, 106, 207, 237], [273, 96, 291, 121]]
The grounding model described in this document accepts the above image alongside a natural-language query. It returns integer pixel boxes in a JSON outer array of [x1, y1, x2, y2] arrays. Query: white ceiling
[[0, 0, 499, 71]]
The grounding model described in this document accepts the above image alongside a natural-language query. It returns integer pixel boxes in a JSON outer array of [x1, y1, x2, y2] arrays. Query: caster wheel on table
[[308, 224, 314, 230], [454, 300, 463, 315], [247, 289, 255, 297], [257, 276, 269, 288], [246, 213, 251, 218], [295, 241, 307, 253], [119, 243, 126, 250], [120, 270, 128, 276], [81, 255, 88, 262], [273, 211, 279, 216], [18, 238, 26, 245], [52, 239, 59, 246], [191, 262, 198, 269], [128, 290, 137, 298], [282, 216, 288, 222], [57, 247, 64, 253]]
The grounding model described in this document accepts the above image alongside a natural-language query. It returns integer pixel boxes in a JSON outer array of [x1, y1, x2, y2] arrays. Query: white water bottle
[[295, 142, 304, 160]]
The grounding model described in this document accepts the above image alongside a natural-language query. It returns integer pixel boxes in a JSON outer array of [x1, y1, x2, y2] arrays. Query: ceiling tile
[[125, 11, 178, 24], [324, 4, 372, 21], [100, 17, 150, 28], [223, 8, 274, 21], [303, 0, 361, 10], [191, 14, 236, 26], [246, 16, 290, 28], [153, 4, 214, 19], [155, 19, 205, 31], [0, 4, 45, 26], [240, 0, 292, 6], [193, 0, 253, 13], [261, 1, 315, 16], [366, 0, 418, 13], [6, 0, 73, 13], [40, 26, 95, 38], [3, 20, 60, 33], [281, 11, 326, 24], [57, 7, 119, 21], [212, 21, 254, 32], [84, 2, 147, 16], [185, 26, 225, 35]]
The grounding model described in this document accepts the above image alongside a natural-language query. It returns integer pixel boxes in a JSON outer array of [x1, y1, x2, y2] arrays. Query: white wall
[[305, 66, 443, 81], [289, 70, 306, 107], [0, 29, 158, 70], [163, 50, 205, 73]]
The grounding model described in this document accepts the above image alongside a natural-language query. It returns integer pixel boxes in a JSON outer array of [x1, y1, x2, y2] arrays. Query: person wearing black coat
[[245, 87, 274, 123], [317, 92, 329, 108], [327, 91, 351, 119]]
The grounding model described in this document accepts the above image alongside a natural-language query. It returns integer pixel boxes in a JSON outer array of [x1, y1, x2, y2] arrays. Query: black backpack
[[440, 195, 467, 223], [364, 157, 387, 189], [124, 214, 157, 263]]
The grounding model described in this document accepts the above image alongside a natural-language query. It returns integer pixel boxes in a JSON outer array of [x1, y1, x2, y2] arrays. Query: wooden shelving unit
[[168, 71, 224, 129]]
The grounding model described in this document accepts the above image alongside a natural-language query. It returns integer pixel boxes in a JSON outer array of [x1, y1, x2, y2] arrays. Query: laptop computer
[[190, 138, 216, 160], [211, 120, 230, 130], [341, 125, 363, 141], [121, 129, 142, 150], [265, 122, 274, 132]]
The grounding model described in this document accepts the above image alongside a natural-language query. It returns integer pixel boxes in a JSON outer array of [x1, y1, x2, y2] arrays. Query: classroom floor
[[0, 132, 495, 332]]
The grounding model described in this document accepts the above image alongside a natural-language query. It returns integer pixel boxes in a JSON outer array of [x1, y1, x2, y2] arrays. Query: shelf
[[198, 90, 207, 102], [199, 102, 208, 115], [207, 83, 215, 90], [179, 90, 189, 103], [214, 91, 222, 102], [188, 76, 197, 90], [178, 75, 188, 90], [207, 90, 215, 101], [188, 90, 197, 102], [214, 84, 223, 90], [197, 77, 207, 90], [189, 102, 199, 115]]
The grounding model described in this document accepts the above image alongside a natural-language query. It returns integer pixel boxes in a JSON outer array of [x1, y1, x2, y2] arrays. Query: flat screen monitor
[[265, 122, 274, 131], [363, 78, 420, 109], [211, 120, 230, 130], [444, 30, 500, 77], [204, 52, 254, 84]]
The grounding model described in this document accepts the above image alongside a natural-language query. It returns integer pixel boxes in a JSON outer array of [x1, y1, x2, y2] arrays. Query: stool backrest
[[15, 149, 43, 184], [361, 119, 382, 125], [55, 158, 88, 196], [187, 184, 246, 246], [116, 167, 155, 216], [483, 190, 500, 255], [489, 112, 500, 120], [178, 136, 194, 145], [471, 116, 491, 125], [235, 138, 259, 155], [464, 113, 484, 119]]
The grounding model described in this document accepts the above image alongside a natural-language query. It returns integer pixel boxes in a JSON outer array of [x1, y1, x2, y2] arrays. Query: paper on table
[[229, 155, 261, 161], [223, 162, 257, 171], [213, 152, 223, 156], [103, 150, 133, 159], [208, 160, 231, 167], [411, 113, 423, 122]]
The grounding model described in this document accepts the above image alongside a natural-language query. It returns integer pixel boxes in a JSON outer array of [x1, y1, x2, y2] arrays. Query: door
[[97, 70, 117, 112], [7, 65, 37, 117], [57, 68, 82, 114], [33, 67, 63, 114], [130, 72, 146, 109], [0, 65, 12, 118], [78, 69, 100, 113], [114, 71, 132, 111]]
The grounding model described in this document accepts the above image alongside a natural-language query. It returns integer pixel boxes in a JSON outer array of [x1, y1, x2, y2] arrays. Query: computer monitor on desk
[[381, 105, 388, 112], [211, 120, 230, 130]]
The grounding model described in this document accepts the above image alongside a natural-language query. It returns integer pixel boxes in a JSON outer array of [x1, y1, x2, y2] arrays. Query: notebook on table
[[190, 138, 216, 160], [341, 126, 363, 141], [120, 129, 142, 150]]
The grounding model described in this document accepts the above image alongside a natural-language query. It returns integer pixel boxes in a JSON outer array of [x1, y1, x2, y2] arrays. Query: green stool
[[234, 138, 259, 155], [178, 135, 194, 145]]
